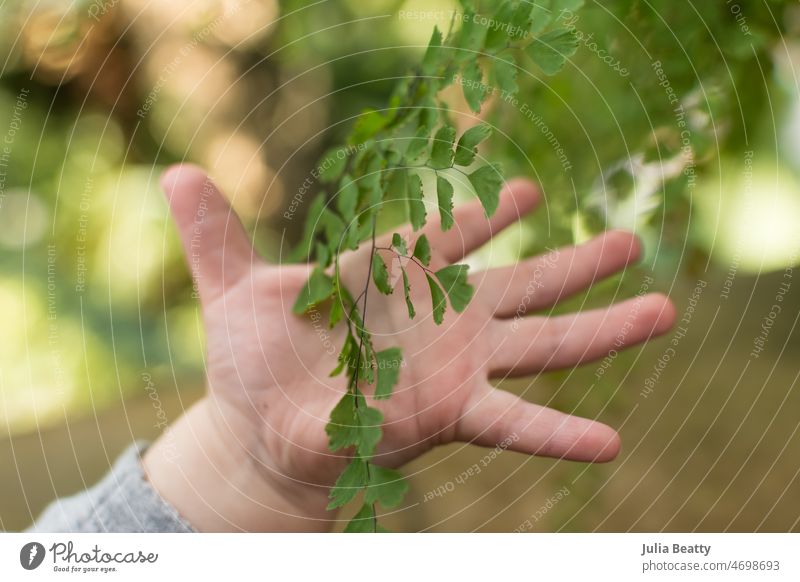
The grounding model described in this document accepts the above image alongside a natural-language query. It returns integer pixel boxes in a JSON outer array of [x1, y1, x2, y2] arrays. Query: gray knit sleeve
[[27, 441, 194, 533]]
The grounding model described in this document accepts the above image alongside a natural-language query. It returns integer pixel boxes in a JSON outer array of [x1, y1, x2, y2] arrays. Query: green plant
[[291, 0, 586, 532]]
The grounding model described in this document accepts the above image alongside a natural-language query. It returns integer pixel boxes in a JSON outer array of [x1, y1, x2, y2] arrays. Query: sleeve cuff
[[27, 441, 195, 533]]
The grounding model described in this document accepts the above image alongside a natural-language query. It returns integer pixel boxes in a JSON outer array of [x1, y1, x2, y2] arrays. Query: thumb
[[161, 164, 255, 302]]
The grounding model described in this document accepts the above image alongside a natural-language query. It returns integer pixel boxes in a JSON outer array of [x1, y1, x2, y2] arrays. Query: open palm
[[158, 164, 675, 529]]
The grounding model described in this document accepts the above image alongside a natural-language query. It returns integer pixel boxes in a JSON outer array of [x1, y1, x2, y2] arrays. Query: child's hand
[[143, 164, 675, 531]]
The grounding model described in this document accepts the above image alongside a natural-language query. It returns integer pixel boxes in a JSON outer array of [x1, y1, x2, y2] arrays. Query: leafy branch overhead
[[291, 0, 586, 532]]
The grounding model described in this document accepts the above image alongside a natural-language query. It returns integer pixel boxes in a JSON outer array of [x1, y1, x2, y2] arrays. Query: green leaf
[[320, 208, 347, 255], [405, 126, 430, 162], [436, 175, 455, 231], [392, 233, 407, 255], [318, 147, 348, 183], [387, 78, 410, 118], [315, 241, 331, 269], [355, 405, 383, 457], [491, 55, 518, 98], [407, 173, 427, 231], [435, 264, 474, 312], [336, 174, 359, 221], [375, 348, 403, 400], [530, 0, 553, 35], [484, 1, 516, 51], [372, 253, 393, 295], [360, 152, 384, 209], [326, 391, 383, 457], [417, 95, 439, 131], [454, 124, 493, 166], [429, 125, 456, 169], [526, 27, 579, 75], [457, 11, 488, 59], [326, 391, 358, 448], [412, 233, 431, 266], [344, 218, 362, 251], [351, 109, 388, 144], [385, 167, 408, 203], [329, 294, 343, 328], [401, 268, 416, 319], [288, 193, 325, 262], [553, 0, 584, 11], [365, 466, 408, 508], [384, 144, 402, 167], [292, 267, 334, 314], [421, 26, 443, 75], [483, 0, 535, 48], [327, 457, 368, 509], [461, 61, 487, 114], [330, 334, 356, 377], [343, 504, 376, 533], [330, 278, 353, 329], [509, 0, 534, 38], [468, 163, 504, 217], [426, 274, 447, 325]]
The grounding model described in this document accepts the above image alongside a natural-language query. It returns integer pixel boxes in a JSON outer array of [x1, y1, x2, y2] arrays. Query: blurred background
[[1, 0, 800, 531]]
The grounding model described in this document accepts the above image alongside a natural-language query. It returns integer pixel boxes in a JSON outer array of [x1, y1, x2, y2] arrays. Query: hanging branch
[[291, 0, 583, 532]]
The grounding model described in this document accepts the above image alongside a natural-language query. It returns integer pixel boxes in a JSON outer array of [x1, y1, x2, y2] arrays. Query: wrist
[[142, 398, 334, 532]]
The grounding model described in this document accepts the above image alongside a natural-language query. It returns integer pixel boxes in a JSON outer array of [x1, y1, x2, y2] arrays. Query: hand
[[143, 164, 676, 532]]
